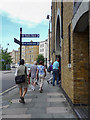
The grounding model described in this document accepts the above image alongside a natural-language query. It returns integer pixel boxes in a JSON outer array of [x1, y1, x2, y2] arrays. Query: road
[[0, 68, 16, 94]]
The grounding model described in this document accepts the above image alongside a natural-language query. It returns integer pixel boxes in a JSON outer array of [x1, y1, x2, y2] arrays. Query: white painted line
[[0, 85, 17, 96]]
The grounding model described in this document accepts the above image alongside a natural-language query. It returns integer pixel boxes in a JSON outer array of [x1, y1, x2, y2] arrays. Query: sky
[[0, 0, 51, 52]]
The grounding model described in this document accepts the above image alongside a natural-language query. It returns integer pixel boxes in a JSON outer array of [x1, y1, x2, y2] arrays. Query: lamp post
[[6, 43, 9, 51], [46, 15, 51, 65]]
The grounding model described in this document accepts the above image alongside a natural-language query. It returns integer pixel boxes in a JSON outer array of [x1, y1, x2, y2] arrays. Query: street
[[0, 68, 16, 94]]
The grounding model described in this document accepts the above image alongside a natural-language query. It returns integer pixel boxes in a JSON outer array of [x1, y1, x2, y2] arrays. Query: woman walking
[[36, 61, 46, 93], [15, 59, 28, 104]]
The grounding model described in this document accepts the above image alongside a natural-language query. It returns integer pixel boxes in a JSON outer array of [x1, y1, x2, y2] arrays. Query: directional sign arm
[[22, 34, 40, 38], [14, 38, 21, 45]]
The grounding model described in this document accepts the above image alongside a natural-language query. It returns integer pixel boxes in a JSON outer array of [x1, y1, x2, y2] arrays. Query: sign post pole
[[20, 28, 22, 61], [14, 27, 40, 62]]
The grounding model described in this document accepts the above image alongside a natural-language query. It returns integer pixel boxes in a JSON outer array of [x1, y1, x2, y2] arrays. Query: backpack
[[47, 66, 51, 72]]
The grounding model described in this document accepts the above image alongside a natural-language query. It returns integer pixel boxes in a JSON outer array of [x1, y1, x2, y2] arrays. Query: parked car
[[11, 64, 16, 68]]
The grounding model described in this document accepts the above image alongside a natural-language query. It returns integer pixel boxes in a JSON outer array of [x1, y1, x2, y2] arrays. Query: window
[[40, 44, 44, 47], [40, 49, 44, 52], [68, 24, 71, 64]]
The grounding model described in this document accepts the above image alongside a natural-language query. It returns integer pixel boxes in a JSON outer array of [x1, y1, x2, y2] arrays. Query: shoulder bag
[[15, 66, 26, 84]]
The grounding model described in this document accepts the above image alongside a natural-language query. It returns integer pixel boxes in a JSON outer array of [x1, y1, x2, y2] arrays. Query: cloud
[[0, 0, 51, 27]]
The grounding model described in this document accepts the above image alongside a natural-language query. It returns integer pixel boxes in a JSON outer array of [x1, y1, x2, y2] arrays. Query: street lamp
[[46, 15, 51, 65], [6, 43, 9, 51]]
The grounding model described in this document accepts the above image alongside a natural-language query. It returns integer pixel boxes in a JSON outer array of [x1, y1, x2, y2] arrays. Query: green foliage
[[36, 54, 44, 64], [0, 48, 12, 70]]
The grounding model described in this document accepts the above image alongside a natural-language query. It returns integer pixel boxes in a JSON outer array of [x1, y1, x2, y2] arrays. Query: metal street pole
[[49, 21, 50, 65], [20, 28, 22, 60], [46, 15, 51, 65]]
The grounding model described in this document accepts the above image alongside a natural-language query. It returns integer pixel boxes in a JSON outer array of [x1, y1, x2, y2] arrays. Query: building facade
[[39, 39, 48, 67], [24, 45, 39, 64], [10, 50, 19, 64], [11, 42, 39, 64], [51, 0, 89, 106]]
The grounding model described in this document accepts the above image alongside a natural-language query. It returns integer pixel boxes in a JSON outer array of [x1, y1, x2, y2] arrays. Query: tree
[[0, 48, 12, 70], [36, 54, 44, 64]]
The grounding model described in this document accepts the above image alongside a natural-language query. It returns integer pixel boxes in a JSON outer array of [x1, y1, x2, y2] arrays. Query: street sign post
[[14, 38, 21, 45], [20, 28, 22, 60], [22, 34, 40, 38], [22, 42, 39, 46], [14, 28, 40, 60]]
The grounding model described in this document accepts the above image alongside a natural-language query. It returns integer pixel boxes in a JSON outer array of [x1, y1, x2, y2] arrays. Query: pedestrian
[[15, 59, 28, 104], [36, 61, 46, 93], [29, 61, 37, 91], [52, 58, 60, 86], [47, 62, 53, 84]]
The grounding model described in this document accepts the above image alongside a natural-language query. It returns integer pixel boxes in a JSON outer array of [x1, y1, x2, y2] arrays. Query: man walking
[[52, 58, 60, 86], [29, 61, 37, 91]]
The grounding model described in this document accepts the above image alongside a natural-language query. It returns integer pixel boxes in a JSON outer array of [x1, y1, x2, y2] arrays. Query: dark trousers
[[53, 69, 59, 85]]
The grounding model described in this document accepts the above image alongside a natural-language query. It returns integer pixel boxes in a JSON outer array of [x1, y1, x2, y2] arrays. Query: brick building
[[51, 0, 89, 110], [10, 50, 19, 64], [23, 45, 39, 64], [11, 42, 39, 64]]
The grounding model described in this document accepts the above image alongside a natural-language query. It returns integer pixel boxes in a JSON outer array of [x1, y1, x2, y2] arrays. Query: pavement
[[0, 72, 78, 119]]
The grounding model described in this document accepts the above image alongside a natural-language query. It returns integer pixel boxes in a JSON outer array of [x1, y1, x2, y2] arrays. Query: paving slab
[[31, 114, 53, 118], [52, 113, 77, 118], [11, 99, 32, 103], [47, 98, 66, 102], [49, 101, 69, 107], [34, 102, 50, 108], [2, 114, 31, 118], [8, 102, 34, 108], [2, 108, 27, 115], [47, 93, 64, 96], [26, 108, 46, 114], [47, 107, 70, 113]]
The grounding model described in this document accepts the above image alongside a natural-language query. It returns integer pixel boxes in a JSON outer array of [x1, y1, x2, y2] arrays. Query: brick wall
[[61, 2, 74, 103], [51, 1, 89, 104], [73, 29, 89, 104]]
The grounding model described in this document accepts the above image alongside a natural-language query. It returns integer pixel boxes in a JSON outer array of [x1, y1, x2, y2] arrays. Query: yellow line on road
[[0, 85, 17, 96]]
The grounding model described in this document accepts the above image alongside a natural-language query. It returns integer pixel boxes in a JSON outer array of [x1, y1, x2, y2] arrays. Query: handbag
[[15, 66, 26, 84], [15, 75, 25, 84], [29, 72, 31, 77]]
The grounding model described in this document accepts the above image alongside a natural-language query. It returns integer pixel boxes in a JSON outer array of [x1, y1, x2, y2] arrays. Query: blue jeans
[[53, 69, 59, 85]]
